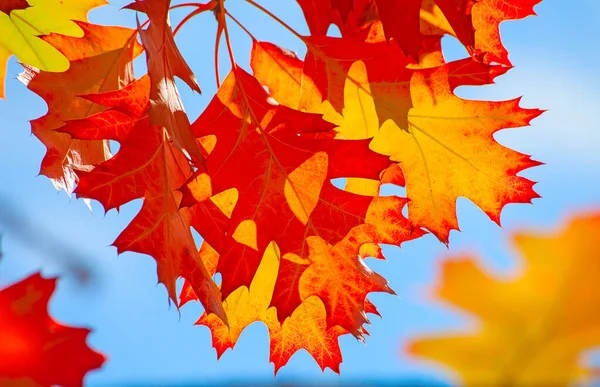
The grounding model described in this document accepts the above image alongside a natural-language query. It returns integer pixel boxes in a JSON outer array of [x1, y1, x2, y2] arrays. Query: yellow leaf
[[409, 212, 600, 386], [333, 58, 541, 243], [0, 0, 106, 98]]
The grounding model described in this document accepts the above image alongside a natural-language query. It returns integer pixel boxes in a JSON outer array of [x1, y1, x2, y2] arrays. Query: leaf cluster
[[0, 0, 543, 376]]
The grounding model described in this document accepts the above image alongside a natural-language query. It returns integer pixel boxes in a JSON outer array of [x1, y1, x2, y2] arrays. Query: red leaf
[[128, 0, 206, 167], [181, 69, 393, 305], [0, 273, 104, 387]]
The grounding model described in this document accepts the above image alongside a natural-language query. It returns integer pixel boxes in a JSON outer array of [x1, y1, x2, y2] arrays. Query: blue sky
[[1, 0, 600, 385]]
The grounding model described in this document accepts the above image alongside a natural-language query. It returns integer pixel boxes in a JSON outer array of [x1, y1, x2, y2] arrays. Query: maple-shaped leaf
[[273, 196, 425, 337], [195, 243, 348, 374], [19, 22, 142, 194], [69, 76, 226, 322], [180, 68, 393, 309], [252, 39, 541, 242], [0, 273, 104, 386], [366, 58, 542, 242], [126, 0, 206, 167], [408, 212, 600, 386], [0, 0, 106, 98]]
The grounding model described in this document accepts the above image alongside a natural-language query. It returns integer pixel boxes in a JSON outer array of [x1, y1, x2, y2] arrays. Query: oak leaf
[[0, 273, 104, 386], [252, 39, 542, 242], [194, 243, 348, 374], [420, 0, 542, 65], [19, 22, 142, 194], [275, 196, 425, 337], [8, 0, 543, 374], [126, 0, 206, 167], [189, 198, 420, 371], [180, 68, 393, 312], [409, 212, 600, 386], [68, 75, 227, 322], [181, 195, 421, 365], [0, 0, 106, 98], [471, 0, 542, 65], [295, 0, 474, 59], [367, 58, 542, 242]]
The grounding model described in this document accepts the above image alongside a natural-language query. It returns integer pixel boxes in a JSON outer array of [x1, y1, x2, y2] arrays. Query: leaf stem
[[214, 25, 223, 87], [225, 10, 257, 42], [169, 2, 206, 10], [218, 2, 237, 69], [173, 4, 214, 35]]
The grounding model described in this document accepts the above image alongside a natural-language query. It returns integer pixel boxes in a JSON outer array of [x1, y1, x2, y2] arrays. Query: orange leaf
[[253, 38, 541, 242], [368, 58, 542, 242], [409, 212, 600, 386], [19, 22, 141, 194], [283, 197, 424, 337]]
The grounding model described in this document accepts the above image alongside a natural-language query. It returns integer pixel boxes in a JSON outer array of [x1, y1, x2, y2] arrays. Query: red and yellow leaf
[[181, 68, 393, 309], [196, 243, 348, 374], [252, 39, 541, 242]]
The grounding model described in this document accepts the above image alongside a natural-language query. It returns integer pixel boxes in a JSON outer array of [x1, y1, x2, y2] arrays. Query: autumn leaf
[[180, 192, 420, 371], [408, 212, 600, 386], [252, 37, 542, 242], [345, 58, 541, 242], [296, 0, 379, 36], [126, 0, 206, 167], [296, 0, 540, 64], [194, 243, 349, 374], [19, 22, 142, 194], [420, 0, 542, 65], [0, 273, 104, 386], [294, 0, 473, 59], [367, 59, 542, 242], [68, 75, 227, 323], [275, 196, 425, 337], [180, 68, 394, 312], [59, 75, 151, 144], [9, 0, 543, 373], [188, 199, 420, 372], [471, 0, 542, 65], [296, 0, 335, 36], [0, 0, 106, 98]]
